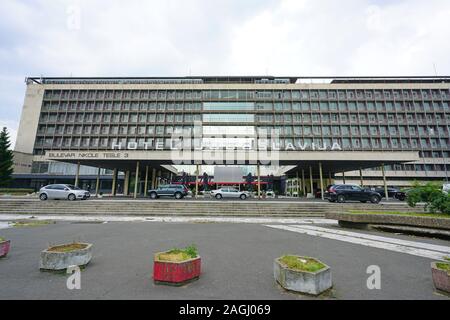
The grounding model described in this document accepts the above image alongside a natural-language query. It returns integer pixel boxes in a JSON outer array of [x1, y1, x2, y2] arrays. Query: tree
[[407, 182, 450, 215], [0, 127, 14, 187]]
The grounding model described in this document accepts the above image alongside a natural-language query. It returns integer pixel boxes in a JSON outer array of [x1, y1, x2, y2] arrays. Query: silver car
[[210, 187, 251, 200], [39, 184, 90, 201]]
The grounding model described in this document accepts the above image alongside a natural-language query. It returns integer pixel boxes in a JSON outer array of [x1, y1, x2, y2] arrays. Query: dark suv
[[374, 187, 406, 201], [148, 184, 189, 199], [325, 184, 382, 204]]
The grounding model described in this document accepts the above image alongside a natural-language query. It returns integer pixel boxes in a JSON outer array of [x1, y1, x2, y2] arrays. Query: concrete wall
[[14, 84, 43, 154], [12, 151, 33, 174]]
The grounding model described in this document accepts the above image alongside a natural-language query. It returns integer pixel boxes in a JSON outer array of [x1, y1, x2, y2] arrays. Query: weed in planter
[[158, 245, 198, 262], [436, 262, 450, 272], [279, 255, 326, 273], [47, 243, 88, 253]]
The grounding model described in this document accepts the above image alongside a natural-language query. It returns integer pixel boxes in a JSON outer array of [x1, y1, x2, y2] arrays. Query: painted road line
[[0, 214, 338, 225], [290, 224, 450, 254], [265, 224, 449, 261]]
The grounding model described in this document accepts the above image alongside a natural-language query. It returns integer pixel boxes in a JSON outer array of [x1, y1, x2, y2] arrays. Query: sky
[[1, 0, 450, 149]]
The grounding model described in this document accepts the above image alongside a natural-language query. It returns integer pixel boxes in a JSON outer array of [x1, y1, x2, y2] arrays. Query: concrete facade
[[11, 76, 450, 192]]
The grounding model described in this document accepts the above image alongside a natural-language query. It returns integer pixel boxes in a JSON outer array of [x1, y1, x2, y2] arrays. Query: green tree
[[0, 127, 14, 187], [407, 182, 450, 215]]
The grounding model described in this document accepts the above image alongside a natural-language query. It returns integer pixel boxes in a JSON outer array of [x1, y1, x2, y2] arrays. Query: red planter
[[0, 240, 11, 258], [431, 262, 450, 293], [153, 252, 201, 286]]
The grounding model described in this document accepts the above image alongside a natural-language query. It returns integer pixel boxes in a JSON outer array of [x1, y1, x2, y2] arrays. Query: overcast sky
[[1, 0, 450, 148]]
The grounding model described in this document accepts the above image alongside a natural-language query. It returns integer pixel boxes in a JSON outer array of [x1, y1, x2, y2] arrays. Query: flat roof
[[26, 76, 450, 85]]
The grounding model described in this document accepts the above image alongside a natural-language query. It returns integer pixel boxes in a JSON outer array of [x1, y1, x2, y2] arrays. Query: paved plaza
[[0, 214, 449, 300]]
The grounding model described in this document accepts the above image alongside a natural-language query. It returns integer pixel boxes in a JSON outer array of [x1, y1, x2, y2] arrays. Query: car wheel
[[215, 194, 222, 199], [370, 195, 381, 204], [39, 193, 48, 201], [174, 192, 182, 199], [150, 192, 157, 199], [337, 195, 346, 203], [68, 194, 76, 201], [240, 194, 247, 200]]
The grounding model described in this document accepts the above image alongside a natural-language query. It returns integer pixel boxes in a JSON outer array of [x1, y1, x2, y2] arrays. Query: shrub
[[406, 182, 450, 215]]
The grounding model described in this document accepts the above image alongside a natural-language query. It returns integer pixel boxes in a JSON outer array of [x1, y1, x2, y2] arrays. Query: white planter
[[40, 243, 93, 271], [274, 256, 332, 295]]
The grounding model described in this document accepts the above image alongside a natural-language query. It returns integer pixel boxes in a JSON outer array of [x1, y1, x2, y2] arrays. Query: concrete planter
[[431, 262, 450, 293], [0, 239, 11, 258], [39, 243, 93, 271], [274, 256, 332, 295], [153, 251, 201, 286]]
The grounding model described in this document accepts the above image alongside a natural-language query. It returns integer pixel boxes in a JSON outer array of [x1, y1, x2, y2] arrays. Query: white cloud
[[1, 0, 450, 148]]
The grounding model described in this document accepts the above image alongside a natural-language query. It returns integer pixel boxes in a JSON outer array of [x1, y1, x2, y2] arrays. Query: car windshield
[[66, 185, 81, 190]]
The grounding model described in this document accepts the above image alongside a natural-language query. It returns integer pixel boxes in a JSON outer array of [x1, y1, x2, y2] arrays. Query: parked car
[[443, 183, 450, 194], [266, 190, 276, 198], [148, 184, 189, 199], [374, 187, 406, 201], [324, 184, 382, 204], [210, 187, 251, 200], [39, 184, 90, 201]]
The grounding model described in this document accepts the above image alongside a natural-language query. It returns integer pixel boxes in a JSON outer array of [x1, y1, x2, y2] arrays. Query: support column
[[359, 168, 364, 187], [151, 168, 156, 189], [381, 164, 388, 201], [134, 161, 140, 199], [124, 170, 130, 196], [74, 161, 80, 187], [302, 169, 306, 196], [319, 162, 324, 200], [309, 166, 313, 196], [195, 164, 199, 198], [95, 167, 101, 196], [296, 171, 300, 198], [144, 165, 149, 196], [342, 171, 346, 184], [157, 170, 161, 188], [257, 164, 261, 199], [111, 168, 118, 196]]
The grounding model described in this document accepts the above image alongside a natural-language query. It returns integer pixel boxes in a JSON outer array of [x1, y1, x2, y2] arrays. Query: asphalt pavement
[[0, 220, 448, 300]]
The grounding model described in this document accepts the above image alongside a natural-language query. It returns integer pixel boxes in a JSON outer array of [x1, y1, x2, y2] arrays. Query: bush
[[406, 182, 450, 215]]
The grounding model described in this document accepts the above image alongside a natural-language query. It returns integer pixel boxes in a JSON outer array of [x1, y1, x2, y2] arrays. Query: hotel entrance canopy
[[42, 150, 420, 176]]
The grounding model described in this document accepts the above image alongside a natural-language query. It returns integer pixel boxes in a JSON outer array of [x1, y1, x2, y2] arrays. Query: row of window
[[34, 136, 450, 150], [38, 111, 450, 124], [255, 113, 449, 124], [43, 89, 450, 101], [42, 100, 450, 112], [37, 124, 449, 138]]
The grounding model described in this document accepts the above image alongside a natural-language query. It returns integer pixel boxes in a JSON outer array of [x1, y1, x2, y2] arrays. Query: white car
[[39, 184, 90, 201], [443, 183, 450, 194], [210, 187, 251, 200]]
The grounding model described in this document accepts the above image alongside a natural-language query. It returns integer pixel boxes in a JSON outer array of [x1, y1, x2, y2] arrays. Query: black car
[[374, 187, 406, 201], [325, 184, 382, 204], [147, 184, 189, 199]]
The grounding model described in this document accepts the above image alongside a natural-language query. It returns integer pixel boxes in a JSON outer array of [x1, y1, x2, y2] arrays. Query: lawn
[[347, 210, 450, 219]]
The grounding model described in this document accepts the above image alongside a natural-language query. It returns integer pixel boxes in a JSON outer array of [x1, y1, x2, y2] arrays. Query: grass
[[47, 243, 88, 253], [0, 237, 5, 242], [12, 220, 54, 228], [279, 255, 326, 273], [347, 210, 450, 219], [157, 245, 198, 262], [436, 262, 450, 272]]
